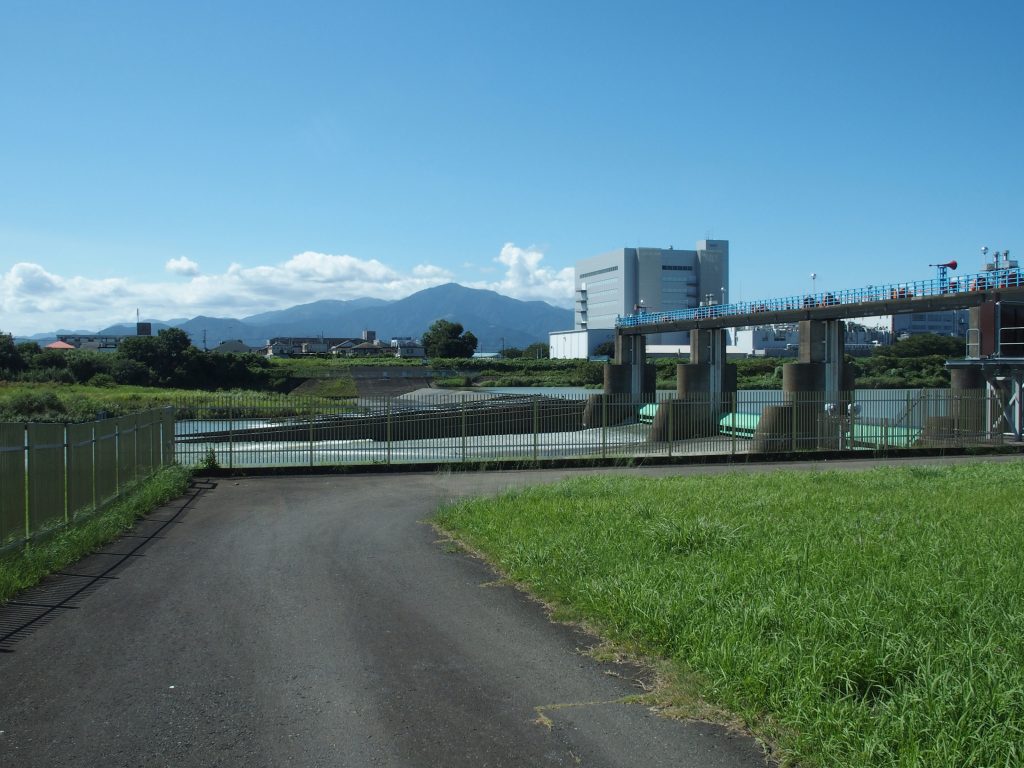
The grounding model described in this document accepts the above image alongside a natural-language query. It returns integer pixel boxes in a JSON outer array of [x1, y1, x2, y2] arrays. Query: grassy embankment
[[0, 382, 199, 421], [429, 357, 605, 388], [0, 382, 359, 422], [0, 464, 192, 604], [431, 354, 955, 391], [435, 462, 1024, 767]]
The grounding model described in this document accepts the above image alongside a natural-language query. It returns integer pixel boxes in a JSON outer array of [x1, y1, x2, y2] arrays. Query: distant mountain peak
[[25, 283, 572, 352]]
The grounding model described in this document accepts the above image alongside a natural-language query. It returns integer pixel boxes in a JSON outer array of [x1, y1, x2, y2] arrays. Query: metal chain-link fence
[[0, 408, 175, 549]]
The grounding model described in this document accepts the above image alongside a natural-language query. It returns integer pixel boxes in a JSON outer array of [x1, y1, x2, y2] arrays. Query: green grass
[[0, 382, 281, 421], [268, 357, 426, 374], [287, 376, 358, 398], [0, 464, 193, 604], [0, 383, 362, 421], [0, 382, 181, 421], [435, 462, 1024, 767]]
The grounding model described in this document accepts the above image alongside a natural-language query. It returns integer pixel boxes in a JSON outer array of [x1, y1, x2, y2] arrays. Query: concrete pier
[[593, 334, 655, 428], [649, 330, 736, 442], [752, 320, 855, 451]]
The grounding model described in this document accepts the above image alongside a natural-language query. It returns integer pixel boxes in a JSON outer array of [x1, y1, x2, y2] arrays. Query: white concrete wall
[[548, 329, 614, 359]]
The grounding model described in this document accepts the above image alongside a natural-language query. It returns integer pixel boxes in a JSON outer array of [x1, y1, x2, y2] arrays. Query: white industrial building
[[731, 323, 891, 357], [549, 240, 730, 359], [548, 329, 613, 360], [891, 310, 968, 339]]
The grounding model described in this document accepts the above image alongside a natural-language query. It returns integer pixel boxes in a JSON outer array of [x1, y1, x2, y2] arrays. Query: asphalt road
[[1, 456, 1017, 767]]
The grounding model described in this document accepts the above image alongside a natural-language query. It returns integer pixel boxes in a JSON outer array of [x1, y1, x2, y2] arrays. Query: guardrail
[[172, 389, 1008, 470], [616, 267, 1024, 328], [0, 408, 176, 549]]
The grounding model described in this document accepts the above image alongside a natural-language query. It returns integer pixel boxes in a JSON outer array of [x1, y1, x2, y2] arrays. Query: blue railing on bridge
[[615, 267, 1024, 328]]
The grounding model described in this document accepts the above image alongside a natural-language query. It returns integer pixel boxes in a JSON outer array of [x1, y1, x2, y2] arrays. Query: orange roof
[[45, 340, 76, 350]]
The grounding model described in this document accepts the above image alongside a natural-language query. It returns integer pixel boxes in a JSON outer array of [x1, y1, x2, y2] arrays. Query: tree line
[[0, 328, 288, 391], [1, 326, 966, 393]]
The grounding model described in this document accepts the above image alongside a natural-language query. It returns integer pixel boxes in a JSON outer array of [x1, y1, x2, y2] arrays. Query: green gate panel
[[136, 413, 154, 478], [147, 409, 163, 470], [0, 423, 27, 545], [66, 422, 95, 518], [95, 420, 119, 506], [27, 423, 66, 536], [161, 407, 176, 465], [117, 415, 138, 489]]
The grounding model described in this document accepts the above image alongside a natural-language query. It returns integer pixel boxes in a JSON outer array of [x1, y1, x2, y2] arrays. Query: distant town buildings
[[56, 322, 153, 352], [261, 337, 353, 356], [257, 334, 425, 359], [40, 325, 427, 359]]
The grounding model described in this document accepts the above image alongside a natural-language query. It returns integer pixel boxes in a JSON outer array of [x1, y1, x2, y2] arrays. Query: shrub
[[1, 391, 67, 421], [435, 376, 473, 388]]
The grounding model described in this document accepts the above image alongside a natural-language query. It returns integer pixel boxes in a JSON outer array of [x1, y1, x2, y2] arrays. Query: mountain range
[[18, 283, 574, 352]]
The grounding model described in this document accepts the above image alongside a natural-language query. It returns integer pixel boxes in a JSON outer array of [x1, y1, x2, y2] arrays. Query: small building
[[45, 340, 76, 350], [548, 329, 614, 360], [891, 310, 968, 339], [733, 326, 800, 357], [301, 340, 331, 354], [390, 337, 425, 359], [329, 340, 358, 356], [349, 341, 389, 358], [57, 334, 124, 352], [259, 341, 292, 357]]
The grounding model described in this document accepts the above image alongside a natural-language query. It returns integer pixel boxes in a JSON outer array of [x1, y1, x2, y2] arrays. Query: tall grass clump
[[435, 462, 1024, 767], [0, 464, 192, 603]]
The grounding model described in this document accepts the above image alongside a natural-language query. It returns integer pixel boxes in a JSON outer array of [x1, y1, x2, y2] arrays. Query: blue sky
[[1, 0, 1021, 334]]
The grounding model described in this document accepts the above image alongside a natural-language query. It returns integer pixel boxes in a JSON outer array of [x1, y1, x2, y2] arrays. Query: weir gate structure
[[607, 259, 1024, 446]]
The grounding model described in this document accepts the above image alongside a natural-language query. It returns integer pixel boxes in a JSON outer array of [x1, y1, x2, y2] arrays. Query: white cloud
[[8, 262, 61, 294], [468, 243, 574, 306], [166, 256, 200, 276], [412, 264, 452, 279], [0, 245, 574, 335], [0, 263, 132, 321], [281, 251, 396, 283], [0, 251, 458, 335]]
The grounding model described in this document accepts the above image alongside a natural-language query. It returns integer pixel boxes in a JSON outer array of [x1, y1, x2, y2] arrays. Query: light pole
[[810, 272, 817, 295]]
